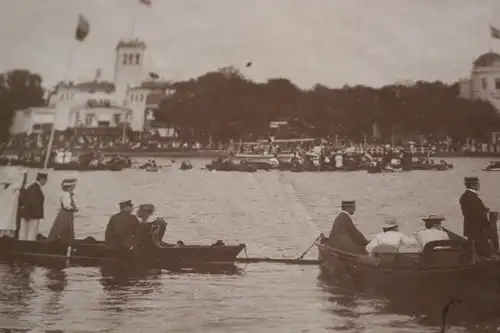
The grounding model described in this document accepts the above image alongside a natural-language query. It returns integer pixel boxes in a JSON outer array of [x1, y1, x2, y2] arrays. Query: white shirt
[[61, 191, 75, 210], [415, 228, 449, 250], [366, 230, 417, 254]]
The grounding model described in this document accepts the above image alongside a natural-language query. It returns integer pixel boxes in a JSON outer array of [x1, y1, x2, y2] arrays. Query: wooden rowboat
[[0, 231, 246, 271], [315, 234, 500, 296]]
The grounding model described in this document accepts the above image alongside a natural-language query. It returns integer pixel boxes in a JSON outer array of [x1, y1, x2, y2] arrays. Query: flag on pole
[[491, 25, 500, 39], [149, 72, 159, 80], [75, 14, 90, 42], [139, 0, 152, 7]]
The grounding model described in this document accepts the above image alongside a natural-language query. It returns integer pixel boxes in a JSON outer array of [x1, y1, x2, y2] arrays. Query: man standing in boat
[[105, 200, 140, 252], [19, 172, 47, 241], [459, 176, 491, 257], [328, 200, 368, 254]]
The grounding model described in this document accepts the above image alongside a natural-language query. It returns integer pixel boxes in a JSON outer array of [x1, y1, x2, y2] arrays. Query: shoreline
[[2, 149, 500, 159]]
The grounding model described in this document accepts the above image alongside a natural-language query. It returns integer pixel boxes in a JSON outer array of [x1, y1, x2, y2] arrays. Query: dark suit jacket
[[459, 189, 489, 239], [105, 211, 140, 249], [20, 182, 45, 220], [328, 212, 368, 253]]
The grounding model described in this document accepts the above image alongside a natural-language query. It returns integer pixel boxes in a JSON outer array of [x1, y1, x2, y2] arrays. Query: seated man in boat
[[365, 219, 417, 255], [105, 200, 140, 252], [328, 200, 368, 254], [415, 215, 450, 251], [135, 204, 168, 244]]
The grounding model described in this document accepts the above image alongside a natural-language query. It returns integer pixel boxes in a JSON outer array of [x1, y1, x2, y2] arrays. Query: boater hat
[[138, 204, 155, 213], [422, 214, 445, 225], [382, 218, 399, 231], [341, 200, 355, 208], [464, 176, 479, 185], [36, 172, 48, 180], [61, 178, 77, 187], [119, 200, 133, 209]]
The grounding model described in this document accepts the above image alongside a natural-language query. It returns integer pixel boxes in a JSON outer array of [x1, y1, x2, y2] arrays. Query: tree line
[[1, 67, 499, 145], [157, 67, 500, 144]]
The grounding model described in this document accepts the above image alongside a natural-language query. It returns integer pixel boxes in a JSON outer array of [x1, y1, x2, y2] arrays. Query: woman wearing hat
[[135, 204, 168, 244], [414, 214, 449, 251], [47, 178, 78, 244]]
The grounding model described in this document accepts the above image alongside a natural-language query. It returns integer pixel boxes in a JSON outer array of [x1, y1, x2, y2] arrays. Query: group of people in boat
[[326, 176, 498, 257], [0, 171, 168, 252]]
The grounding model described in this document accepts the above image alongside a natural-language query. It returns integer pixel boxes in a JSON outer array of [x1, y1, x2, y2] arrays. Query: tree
[[0, 69, 45, 142]]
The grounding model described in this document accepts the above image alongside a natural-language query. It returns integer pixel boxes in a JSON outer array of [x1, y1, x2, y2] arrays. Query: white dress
[[0, 169, 24, 237]]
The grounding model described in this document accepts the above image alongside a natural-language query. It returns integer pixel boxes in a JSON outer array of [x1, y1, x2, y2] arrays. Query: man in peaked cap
[[105, 200, 140, 252], [459, 176, 491, 257], [327, 200, 368, 254], [18, 172, 48, 241]]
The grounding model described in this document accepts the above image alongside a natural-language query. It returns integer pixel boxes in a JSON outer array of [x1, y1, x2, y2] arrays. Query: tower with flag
[[10, 0, 178, 146], [457, 25, 500, 115]]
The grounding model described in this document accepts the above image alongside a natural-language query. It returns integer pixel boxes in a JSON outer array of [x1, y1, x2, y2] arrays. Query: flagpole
[[43, 44, 78, 170]]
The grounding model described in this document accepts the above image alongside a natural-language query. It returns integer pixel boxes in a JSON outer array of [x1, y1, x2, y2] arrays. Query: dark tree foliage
[[2, 67, 499, 145], [0, 69, 45, 142], [157, 70, 500, 143]]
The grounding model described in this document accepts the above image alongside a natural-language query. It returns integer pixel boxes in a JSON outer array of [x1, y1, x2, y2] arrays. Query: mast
[[14, 171, 28, 239]]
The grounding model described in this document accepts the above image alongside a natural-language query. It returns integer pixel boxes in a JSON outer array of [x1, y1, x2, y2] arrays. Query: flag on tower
[[139, 0, 152, 7], [75, 14, 90, 42], [491, 25, 500, 39]]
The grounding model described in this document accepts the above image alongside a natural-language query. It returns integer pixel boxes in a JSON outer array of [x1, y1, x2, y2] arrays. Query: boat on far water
[[484, 161, 500, 171]]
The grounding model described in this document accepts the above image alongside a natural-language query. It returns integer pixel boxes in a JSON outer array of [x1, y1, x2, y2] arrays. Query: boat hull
[[0, 236, 246, 270], [316, 237, 499, 296]]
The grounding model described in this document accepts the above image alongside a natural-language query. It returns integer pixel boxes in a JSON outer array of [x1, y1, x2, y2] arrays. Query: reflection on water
[[0, 158, 500, 332]]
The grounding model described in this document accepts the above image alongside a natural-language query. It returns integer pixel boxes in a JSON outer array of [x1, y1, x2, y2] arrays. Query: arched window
[[123, 53, 128, 64], [139, 94, 144, 102], [128, 54, 134, 64], [136, 54, 141, 64]]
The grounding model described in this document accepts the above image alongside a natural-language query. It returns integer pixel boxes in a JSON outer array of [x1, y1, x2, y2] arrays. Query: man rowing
[[104, 200, 140, 253], [327, 200, 368, 254], [365, 218, 416, 255]]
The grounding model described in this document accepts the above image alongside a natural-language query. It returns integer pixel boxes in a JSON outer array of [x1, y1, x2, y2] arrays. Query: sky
[[1, 0, 500, 89]]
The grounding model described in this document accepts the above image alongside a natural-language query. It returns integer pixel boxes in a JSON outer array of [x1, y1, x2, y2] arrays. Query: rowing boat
[[315, 234, 499, 295], [0, 229, 246, 270]]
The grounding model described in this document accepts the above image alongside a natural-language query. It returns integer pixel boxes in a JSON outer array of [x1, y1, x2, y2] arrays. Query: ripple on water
[[1, 157, 500, 332]]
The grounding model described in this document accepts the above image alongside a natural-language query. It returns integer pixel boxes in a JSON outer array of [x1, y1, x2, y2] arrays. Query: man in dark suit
[[105, 200, 140, 251], [328, 200, 368, 254], [459, 176, 491, 257], [19, 172, 47, 240]]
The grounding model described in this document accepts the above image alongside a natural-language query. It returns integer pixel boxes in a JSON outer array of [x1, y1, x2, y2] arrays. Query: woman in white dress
[[48, 178, 78, 243], [0, 168, 25, 238]]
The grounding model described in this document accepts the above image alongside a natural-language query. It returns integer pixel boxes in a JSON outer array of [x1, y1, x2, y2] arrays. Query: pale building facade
[[459, 51, 500, 112], [10, 38, 167, 135]]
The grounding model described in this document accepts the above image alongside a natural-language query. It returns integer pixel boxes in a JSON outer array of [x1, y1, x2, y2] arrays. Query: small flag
[[75, 14, 90, 42], [149, 72, 159, 80], [491, 25, 500, 39], [139, 0, 152, 6]]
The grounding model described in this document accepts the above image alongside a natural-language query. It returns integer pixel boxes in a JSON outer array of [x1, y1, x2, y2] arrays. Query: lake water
[[1, 157, 500, 332]]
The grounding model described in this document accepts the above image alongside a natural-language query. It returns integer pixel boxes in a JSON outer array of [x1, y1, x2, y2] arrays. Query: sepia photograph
[[1, 0, 500, 332]]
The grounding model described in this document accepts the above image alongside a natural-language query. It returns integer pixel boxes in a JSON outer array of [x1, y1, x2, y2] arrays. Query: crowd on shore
[[2, 132, 500, 157]]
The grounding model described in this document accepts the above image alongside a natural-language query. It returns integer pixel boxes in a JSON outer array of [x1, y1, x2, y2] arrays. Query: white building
[[10, 38, 171, 135], [459, 51, 500, 112]]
